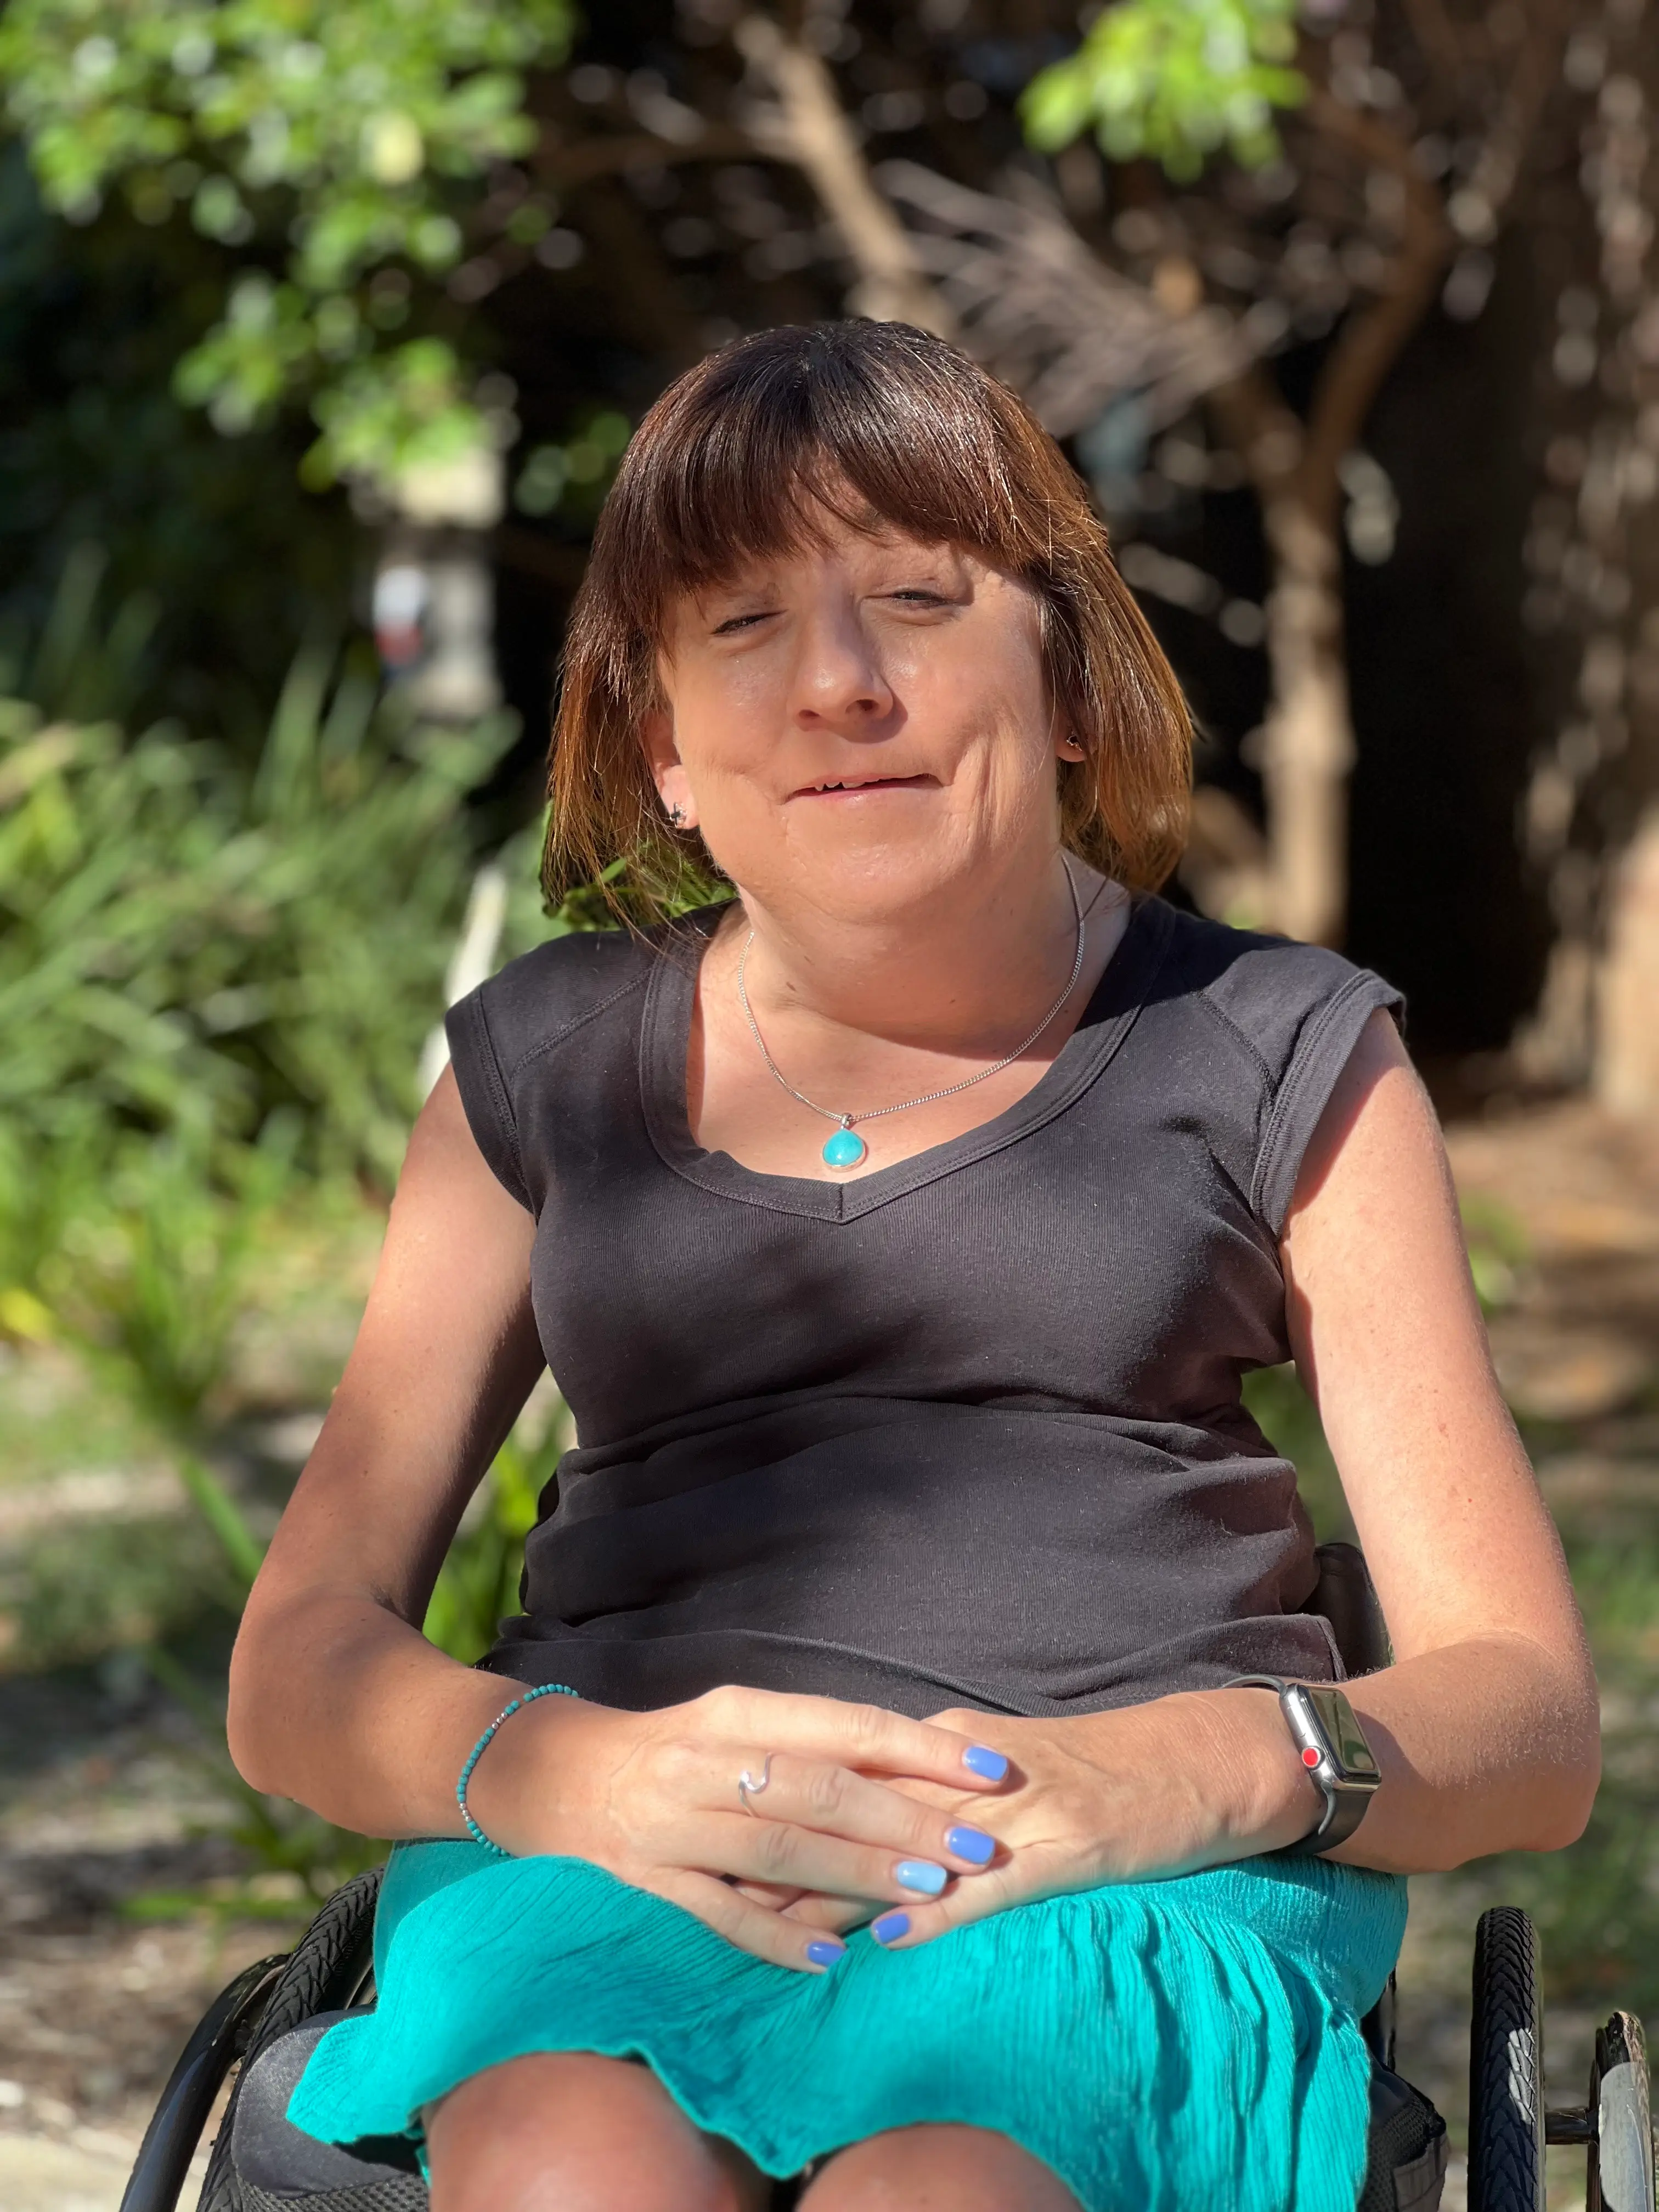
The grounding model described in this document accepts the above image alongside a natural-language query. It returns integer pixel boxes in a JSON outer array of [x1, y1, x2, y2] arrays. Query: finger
[[777, 1893, 871, 1933], [715, 1752, 1003, 1875], [864, 1856, 1063, 1950], [727, 1878, 810, 1909], [687, 1685, 1012, 1791], [652, 1869, 849, 1974], [696, 1808, 986, 1908]]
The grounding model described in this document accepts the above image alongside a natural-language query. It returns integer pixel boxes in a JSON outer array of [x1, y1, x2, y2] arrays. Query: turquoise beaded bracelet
[[456, 1682, 580, 1854]]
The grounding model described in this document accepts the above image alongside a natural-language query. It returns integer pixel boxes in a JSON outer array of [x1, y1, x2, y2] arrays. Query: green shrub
[[0, 562, 519, 1235]]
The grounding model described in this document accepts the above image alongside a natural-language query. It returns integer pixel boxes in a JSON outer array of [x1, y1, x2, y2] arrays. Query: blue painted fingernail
[[895, 1859, 947, 1896], [806, 1939, 846, 1968], [871, 1910, 910, 1945], [946, 1825, 996, 1866], [962, 1745, 1008, 1782]]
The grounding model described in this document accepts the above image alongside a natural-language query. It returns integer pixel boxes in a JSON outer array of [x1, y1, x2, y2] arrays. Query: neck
[[730, 849, 1096, 1055]]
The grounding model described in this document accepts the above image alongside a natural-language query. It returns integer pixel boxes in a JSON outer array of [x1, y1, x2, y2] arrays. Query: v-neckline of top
[[637, 891, 1176, 1223]]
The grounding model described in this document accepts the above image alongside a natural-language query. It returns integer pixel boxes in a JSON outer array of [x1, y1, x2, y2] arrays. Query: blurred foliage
[[512, 405, 632, 522], [0, 557, 519, 1233], [0, 144, 358, 750], [1244, 1359, 1351, 1542], [423, 1422, 562, 1667], [1022, 0, 1306, 179], [0, 0, 573, 486], [1460, 1192, 1531, 1317]]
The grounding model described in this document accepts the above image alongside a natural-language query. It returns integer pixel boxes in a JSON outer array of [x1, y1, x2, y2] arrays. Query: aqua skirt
[[288, 1841, 1406, 2212]]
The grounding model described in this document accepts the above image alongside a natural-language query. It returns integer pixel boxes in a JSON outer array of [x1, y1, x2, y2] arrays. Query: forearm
[[1327, 1632, 1600, 1871], [1186, 1633, 1600, 1876], [227, 1588, 556, 1839]]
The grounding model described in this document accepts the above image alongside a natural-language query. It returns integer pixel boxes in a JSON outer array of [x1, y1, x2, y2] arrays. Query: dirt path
[[2, 1097, 1656, 2210]]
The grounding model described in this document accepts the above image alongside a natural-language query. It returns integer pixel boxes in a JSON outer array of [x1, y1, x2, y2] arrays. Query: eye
[[886, 586, 950, 607], [712, 607, 777, 635]]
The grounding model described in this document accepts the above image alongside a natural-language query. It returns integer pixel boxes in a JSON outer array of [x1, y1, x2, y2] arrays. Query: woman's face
[[643, 510, 1076, 926]]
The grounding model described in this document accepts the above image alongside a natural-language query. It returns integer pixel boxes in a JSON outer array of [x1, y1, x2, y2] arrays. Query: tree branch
[[1397, 0, 1468, 98], [535, 123, 762, 190], [1463, 0, 1572, 225], [1293, 91, 1454, 526], [732, 14, 955, 335]]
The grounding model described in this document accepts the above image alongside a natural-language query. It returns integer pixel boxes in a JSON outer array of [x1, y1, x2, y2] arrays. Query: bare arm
[[227, 1065, 548, 1837], [1279, 1007, 1600, 1870]]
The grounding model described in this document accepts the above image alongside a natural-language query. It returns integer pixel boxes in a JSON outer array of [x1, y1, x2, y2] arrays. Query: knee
[[800, 2123, 1082, 2212], [425, 2052, 759, 2212]]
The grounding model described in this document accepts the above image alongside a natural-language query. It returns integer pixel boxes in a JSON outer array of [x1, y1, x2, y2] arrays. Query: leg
[[425, 2050, 773, 2212], [799, 2123, 1083, 2211]]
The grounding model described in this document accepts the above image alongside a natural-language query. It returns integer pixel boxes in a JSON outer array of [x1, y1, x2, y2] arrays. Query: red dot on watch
[[1301, 1746, 1323, 1768]]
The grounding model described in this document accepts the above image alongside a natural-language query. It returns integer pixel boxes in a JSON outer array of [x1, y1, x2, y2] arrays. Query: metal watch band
[[1224, 1673, 1380, 1857]]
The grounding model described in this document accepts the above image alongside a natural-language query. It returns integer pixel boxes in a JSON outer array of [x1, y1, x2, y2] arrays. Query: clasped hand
[[461, 1683, 1011, 1972], [464, 1682, 1313, 1971], [771, 1689, 1317, 1950]]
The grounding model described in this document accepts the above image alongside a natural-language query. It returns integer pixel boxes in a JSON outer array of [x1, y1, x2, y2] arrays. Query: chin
[[805, 865, 975, 930], [708, 800, 996, 923]]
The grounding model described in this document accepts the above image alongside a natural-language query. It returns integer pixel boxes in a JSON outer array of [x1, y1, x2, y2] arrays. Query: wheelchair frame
[[118, 1545, 1653, 2212]]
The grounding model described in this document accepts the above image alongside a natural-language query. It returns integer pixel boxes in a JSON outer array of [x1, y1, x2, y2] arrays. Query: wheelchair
[[119, 1544, 1652, 2212]]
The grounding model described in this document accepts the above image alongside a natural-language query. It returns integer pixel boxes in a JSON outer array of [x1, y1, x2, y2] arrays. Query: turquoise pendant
[[822, 1124, 867, 1169]]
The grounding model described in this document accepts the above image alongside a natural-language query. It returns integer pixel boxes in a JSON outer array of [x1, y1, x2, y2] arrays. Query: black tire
[[1469, 1906, 1546, 2212], [1588, 2011, 1654, 2212], [195, 1866, 385, 2212]]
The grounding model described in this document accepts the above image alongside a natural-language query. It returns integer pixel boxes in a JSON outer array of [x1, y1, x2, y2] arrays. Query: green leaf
[[0, 0, 574, 486], [1020, 0, 1306, 179]]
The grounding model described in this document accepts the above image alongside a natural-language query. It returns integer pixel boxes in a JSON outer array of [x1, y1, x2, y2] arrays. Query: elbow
[[224, 1618, 283, 1797], [1516, 1709, 1602, 1855], [1531, 1741, 1601, 1853]]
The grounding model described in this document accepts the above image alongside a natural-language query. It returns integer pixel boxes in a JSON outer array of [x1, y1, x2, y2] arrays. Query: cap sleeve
[[443, 985, 532, 1214], [1250, 968, 1405, 1236]]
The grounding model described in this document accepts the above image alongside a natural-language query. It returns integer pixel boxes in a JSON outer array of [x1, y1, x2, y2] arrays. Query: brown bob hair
[[543, 319, 1192, 917]]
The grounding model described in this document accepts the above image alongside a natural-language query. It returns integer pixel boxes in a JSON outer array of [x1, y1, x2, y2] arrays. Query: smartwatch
[[1226, 1675, 1382, 1854]]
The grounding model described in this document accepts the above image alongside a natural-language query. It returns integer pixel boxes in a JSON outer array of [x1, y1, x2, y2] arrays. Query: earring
[[667, 804, 685, 827]]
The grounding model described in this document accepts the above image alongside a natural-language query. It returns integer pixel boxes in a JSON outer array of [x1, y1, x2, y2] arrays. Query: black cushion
[[232, 2012, 426, 2209]]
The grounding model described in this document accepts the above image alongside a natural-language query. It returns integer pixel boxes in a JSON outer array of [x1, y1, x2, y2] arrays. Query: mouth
[[789, 772, 938, 799]]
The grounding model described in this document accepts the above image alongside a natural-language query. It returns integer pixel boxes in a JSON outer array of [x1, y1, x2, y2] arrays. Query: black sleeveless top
[[444, 894, 1402, 1720]]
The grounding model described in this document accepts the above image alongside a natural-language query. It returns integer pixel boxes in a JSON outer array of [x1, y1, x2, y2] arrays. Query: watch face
[[1302, 1686, 1382, 1783]]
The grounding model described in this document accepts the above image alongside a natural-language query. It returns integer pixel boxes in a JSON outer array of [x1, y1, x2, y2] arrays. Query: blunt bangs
[[603, 323, 1047, 618], [544, 320, 1192, 918]]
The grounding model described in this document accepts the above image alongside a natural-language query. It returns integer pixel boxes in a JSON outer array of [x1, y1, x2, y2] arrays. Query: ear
[[1056, 730, 1088, 762], [640, 706, 698, 830]]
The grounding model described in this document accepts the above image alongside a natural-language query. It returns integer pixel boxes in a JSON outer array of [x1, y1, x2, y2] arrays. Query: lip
[[788, 773, 938, 800]]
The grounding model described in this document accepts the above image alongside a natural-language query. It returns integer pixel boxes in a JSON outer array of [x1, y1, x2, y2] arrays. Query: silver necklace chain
[[735, 862, 1087, 1137]]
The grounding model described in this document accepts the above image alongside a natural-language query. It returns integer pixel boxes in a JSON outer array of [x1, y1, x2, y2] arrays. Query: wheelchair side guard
[[232, 2012, 424, 2211]]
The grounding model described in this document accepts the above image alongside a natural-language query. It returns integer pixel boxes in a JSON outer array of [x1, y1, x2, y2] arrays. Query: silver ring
[[737, 1752, 774, 1815]]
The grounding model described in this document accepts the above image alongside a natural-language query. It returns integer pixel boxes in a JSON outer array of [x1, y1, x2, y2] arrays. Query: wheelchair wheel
[[1469, 1906, 1545, 2212], [1587, 2010, 1654, 2212], [194, 1865, 384, 2212]]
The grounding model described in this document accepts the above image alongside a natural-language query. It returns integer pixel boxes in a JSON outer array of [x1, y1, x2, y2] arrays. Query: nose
[[788, 601, 894, 732]]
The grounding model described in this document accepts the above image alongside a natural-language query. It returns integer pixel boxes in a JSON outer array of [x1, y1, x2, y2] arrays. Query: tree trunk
[[1260, 496, 1357, 947]]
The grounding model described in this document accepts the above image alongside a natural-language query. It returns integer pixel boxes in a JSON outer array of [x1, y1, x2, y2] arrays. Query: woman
[[228, 320, 1599, 2212]]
